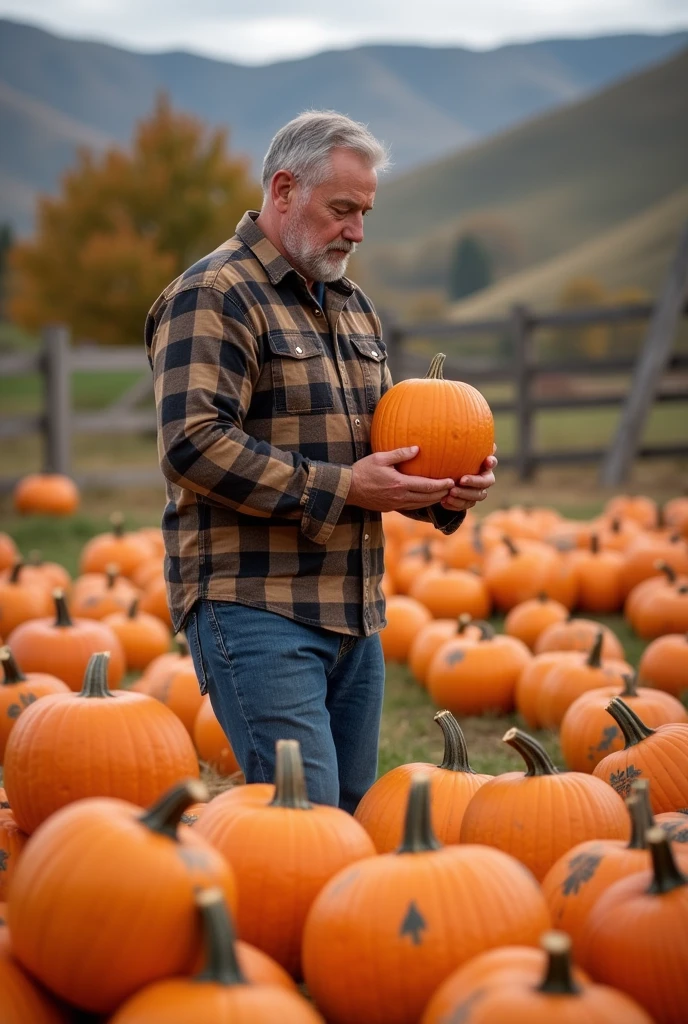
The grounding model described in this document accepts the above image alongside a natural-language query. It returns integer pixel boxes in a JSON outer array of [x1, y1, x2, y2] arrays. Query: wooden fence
[[0, 302, 687, 494]]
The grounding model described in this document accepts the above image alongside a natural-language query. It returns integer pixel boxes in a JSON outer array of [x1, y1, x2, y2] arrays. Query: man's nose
[[342, 213, 364, 244]]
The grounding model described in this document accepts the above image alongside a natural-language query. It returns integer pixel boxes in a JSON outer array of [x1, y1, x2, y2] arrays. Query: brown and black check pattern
[[145, 211, 464, 637]]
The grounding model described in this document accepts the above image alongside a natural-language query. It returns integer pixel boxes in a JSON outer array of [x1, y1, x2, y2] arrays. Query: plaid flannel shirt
[[145, 211, 465, 637]]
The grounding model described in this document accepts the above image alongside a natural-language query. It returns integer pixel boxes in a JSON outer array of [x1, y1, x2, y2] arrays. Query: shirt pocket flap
[[268, 331, 324, 359], [350, 334, 386, 361]]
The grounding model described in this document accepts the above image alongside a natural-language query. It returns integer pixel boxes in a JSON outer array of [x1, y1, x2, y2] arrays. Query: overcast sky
[[1, 0, 687, 64]]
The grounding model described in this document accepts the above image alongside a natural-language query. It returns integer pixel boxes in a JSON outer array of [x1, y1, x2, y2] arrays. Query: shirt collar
[[235, 211, 354, 295]]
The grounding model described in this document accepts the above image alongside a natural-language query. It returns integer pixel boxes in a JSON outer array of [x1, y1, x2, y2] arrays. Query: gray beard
[[281, 210, 356, 283]]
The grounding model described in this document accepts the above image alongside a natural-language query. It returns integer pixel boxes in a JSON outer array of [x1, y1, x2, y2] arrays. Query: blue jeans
[[185, 600, 385, 813]]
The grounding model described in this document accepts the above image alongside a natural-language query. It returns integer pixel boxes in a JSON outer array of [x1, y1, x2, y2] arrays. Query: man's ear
[[271, 170, 296, 214]]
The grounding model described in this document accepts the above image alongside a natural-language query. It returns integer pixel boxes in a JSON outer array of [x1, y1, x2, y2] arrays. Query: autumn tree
[[9, 94, 261, 344], [558, 276, 610, 359]]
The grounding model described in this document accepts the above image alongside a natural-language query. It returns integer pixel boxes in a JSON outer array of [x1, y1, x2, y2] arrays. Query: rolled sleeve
[[301, 461, 353, 545]]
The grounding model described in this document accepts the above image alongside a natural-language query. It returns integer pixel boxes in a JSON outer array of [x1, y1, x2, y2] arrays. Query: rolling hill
[[1, 17, 687, 234], [359, 45, 688, 307]]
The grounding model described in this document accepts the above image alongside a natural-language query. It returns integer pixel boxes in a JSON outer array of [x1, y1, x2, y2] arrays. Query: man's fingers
[[377, 445, 420, 465]]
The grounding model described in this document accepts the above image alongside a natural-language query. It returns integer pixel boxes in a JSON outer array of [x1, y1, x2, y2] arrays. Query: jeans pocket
[[184, 605, 209, 696]]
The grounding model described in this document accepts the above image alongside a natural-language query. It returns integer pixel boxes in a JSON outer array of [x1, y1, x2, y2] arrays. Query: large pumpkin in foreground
[[371, 353, 494, 480]]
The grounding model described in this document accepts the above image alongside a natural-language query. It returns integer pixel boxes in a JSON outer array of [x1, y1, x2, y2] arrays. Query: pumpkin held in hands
[[370, 353, 494, 480]]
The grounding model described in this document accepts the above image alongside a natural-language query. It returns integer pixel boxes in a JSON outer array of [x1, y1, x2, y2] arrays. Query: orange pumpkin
[[12, 472, 80, 516], [580, 828, 688, 1024], [593, 697, 688, 813], [354, 710, 492, 852], [664, 497, 688, 539], [421, 938, 590, 1023], [605, 494, 658, 529], [541, 780, 688, 961], [408, 564, 491, 620], [569, 535, 624, 613], [380, 595, 432, 662], [0, 808, 28, 900], [624, 561, 684, 623], [408, 614, 481, 687], [638, 632, 688, 698], [483, 537, 576, 612], [303, 773, 550, 1024], [0, 563, 53, 638], [427, 622, 532, 716], [442, 520, 492, 570], [0, 532, 19, 573], [0, 933, 70, 1023], [193, 695, 241, 776], [389, 540, 442, 595], [13, 552, 72, 593], [79, 511, 156, 579], [109, 888, 321, 1023], [7, 589, 126, 690], [460, 728, 629, 881], [655, 810, 688, 845], [534, 617, 625, 660], [145, 656, 203, 736], [8, 780, 237, 1014], [370, 352, 494, 482], [195, 740, 375, 978], [70, 564, 139, 619], [620, 531, 688, 596], [139, 575, 173, 629], [421, 930, 652, 1024], [536, 630, 633, 730], [504, 593, 569, 651], [104, 598, 172, 672], [560, 673, 688, 773], [140, 634, 193, 689], [3, 651, 199, 834], [629, 579, 688, 639], [0, 646, 69, 760], [514, 650, 580, 729]]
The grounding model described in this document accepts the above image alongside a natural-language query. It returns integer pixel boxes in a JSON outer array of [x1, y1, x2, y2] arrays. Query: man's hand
[[346, 446, 456, 512], [439, 445, 498, 513]]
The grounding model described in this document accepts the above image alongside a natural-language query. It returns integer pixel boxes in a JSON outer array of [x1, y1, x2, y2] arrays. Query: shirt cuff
[[300, 462, 353, 545], [426, 503, 466, 535]]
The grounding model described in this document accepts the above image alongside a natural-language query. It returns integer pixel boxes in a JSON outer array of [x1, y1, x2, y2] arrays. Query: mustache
[[326, 241, 356, 254]]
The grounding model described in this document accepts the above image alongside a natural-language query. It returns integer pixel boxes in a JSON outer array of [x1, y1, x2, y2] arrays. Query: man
[[145, 111, 497, 812]]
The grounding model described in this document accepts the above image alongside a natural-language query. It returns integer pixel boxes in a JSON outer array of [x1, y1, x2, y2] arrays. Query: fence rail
[[1, 297, 687, 493]]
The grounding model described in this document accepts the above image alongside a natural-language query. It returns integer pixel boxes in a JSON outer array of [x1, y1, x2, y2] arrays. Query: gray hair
[[261, 110, 390, 196]]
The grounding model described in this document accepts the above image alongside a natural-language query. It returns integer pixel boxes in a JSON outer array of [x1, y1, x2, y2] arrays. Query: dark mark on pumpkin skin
[[7, 692, 38, 719], [587, 725, 619, 760], [400, 901, 427, 946], [444, 989, 487, 1023], [180, 813, 199, 825], [0, 850, 8, 871], [562, 850, 603, 896], [445, 650, 465, 666], [608, 764, 643, 798]]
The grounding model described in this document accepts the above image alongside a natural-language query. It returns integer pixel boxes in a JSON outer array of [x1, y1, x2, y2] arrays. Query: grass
[[1, 502, 657, 780]]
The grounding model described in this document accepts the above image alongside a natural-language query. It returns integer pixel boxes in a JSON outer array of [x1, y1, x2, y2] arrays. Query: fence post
[[512, 303, 534, 480], [379, 308, 404, 383], [42, 324, 72, 476]]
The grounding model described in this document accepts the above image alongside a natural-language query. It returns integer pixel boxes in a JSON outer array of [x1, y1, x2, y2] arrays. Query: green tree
[[447, 234, 492, 301], [0, 222, 13, 320], [9, 93, 261, 345]]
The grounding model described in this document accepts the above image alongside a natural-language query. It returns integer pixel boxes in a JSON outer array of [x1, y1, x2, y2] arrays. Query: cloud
[[1, 0, 686, 63]]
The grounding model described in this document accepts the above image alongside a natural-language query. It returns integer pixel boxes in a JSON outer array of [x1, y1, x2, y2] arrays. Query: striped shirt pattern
[[145, 211, 464, 637]]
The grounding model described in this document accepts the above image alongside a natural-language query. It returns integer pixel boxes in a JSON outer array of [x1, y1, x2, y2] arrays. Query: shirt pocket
[[268, 330, 335, 413], [350, 334, 387, 413]]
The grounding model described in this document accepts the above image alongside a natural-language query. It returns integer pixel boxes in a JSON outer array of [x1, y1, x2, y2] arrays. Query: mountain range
[[2, 18, 688, 235]]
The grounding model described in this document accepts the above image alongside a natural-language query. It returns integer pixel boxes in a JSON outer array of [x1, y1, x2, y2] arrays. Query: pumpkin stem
[[646, 827, 687, 895], [435, 710, 477, 774], [397, 773, 442, 854], [79, 652, 117, 699], [472, 523, 484, 554], [423, 353, 446, 380], [586, 630, 604, 669], [127, 598, 140, 620], [0, 646, 26, 684], [590, 534, 599, 554], [626, 781, 655, 850], [269, 739, 312, 810], [679, 585, 688, 596], [503, 727, 559, 776], [105, 563, 120, 589], [110, 511, 125, 537], [140, 779, 209, 841], [9, 561, 24, 584], [456, 613, 473, 635], [605, 697, 655, 748], [176, 632, 190, 657], [502, 535, 519, 556], [53, 589, 74, 628], [537, 592, 549, 603], [620, 673, 639, 699], [654, 561, 676, 584], [28, 549, 43, 566], [474, 620, 495, 641], [195, 888, 247, 986], [536, 932, 581, 995], [610, 518, 621, 534]]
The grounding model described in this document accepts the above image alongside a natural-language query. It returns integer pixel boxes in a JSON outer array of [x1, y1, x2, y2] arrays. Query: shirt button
[[371, 350, 378, 357], [295, 345, 303, 354], [364, 533, 370, 541], [315, 309, 322, 316], [354, 418, 361, 426]]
